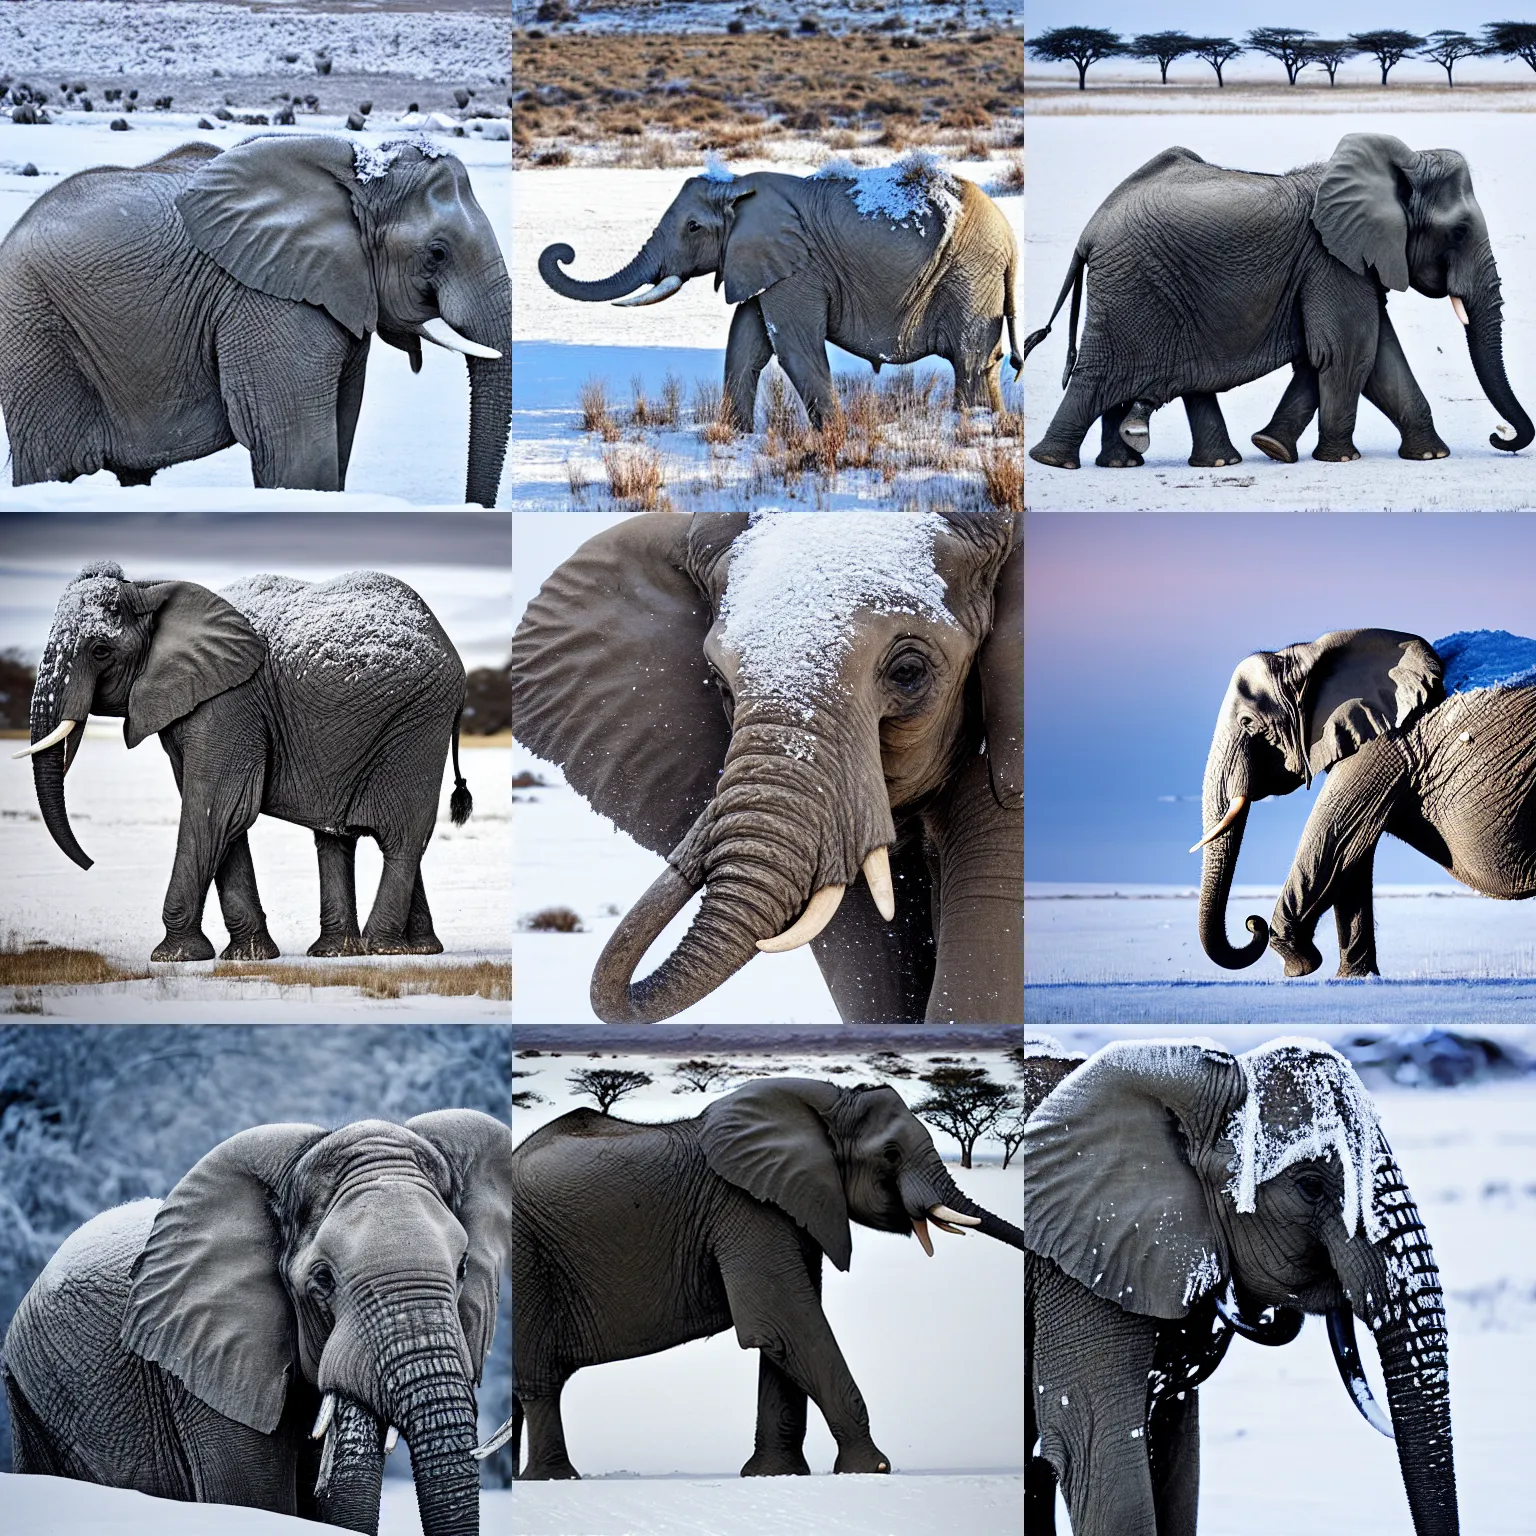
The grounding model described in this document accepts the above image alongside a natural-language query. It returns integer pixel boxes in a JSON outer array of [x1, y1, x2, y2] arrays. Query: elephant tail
[[1004, 251, 1023, 381], [449, 708, 473, 826], [1020, 249, 1085, 390]]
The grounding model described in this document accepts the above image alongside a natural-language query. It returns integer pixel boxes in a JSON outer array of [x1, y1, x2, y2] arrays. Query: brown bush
[[579, 376, 614, 436], [212, 960, 511, 1000], [521, 906, 584, 933], [0, 939, 146, 987], [980, 444, 1024, 513], [605, 445, 667, 508]]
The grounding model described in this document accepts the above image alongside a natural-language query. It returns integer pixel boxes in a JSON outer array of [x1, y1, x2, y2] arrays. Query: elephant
[[1024, 1038, 1457, 1536], [2, 1111, 515, 1536], [509, 508, 1021, 1025], [479, 1077, 1025, 1479], [1195, 626, 1536, 979], [0, 134, 510, 504], [537, 158, 1021, 430], [16, 559, 473, 963], [1025, 133, 1533, 470]]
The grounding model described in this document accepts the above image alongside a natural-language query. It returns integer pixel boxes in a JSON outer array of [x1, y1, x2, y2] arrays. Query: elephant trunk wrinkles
[[538, 234, 662, 303], [381, 1347, 481, 1536], [464, 347, 510, 508], [1463, 268, 1534, 453], [912, 1158, 1026, 1249], [314, 1394, 387, 1535], [1197, 736, 1266, 969]]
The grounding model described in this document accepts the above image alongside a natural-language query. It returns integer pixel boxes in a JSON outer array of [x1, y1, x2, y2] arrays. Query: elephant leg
[[1252, 364, 1319, 463], [361, 844, 428, 954], [310, 831, 365, 957], [1331, 844, 1380, 979], [1095, 402, 1144, 468], [108, 463, 157, 487], [742, 1355, 812, 1476], [4, 1368, 66, 1476], [1029, 373, 1104, 470], [1184, 392, 1242, 467], [724, 299, 774, 432], [519, 1389, 580, 1480], [1148, 1386, 1200, 1536], [214, 832, 280, 960], [1312, 360, 1369, 462], [1270, 738, 1407, 977], [334, 332, 372, 485], [403, 868, 445, 954], [762, 291, 835, 428], [1364, 309, 1449, 461]]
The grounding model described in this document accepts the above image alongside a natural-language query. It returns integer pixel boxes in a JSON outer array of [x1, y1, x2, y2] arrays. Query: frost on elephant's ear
[[701, 151, 734, 182], [352, 134, 446, 184], [1224, 1039, 1387, 1242]]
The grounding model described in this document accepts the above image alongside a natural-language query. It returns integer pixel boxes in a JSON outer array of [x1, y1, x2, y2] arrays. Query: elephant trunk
[[908, 1158, 1026, 1250], [28, 656, 93, 870], [1463, 271, 1534, 453], [30, 742, 92, 871], [436, 267, 512, 508], [538, 235, 662, 303], [1196, 735, 1266, 969], [382, 1350, 481, 1536], [313, 1393, 387, 1535]]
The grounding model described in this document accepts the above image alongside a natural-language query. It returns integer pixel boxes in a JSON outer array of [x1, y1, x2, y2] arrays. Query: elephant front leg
[[723, 299, 774, 432], [334, 334, 372, 485], [761, 290, 835, 429], [1183, 392, 1242, 467], [1148, 1386, 1200, 1536], [1331, 845, 1380, 978], [742, 1355, 812, 1476], [214, 833, 280, 960], [1252, 364, 1318, 463], [1364, 308, 1449, 461], [1095, 401, 1144, 467], [155, 768, 264, 963], [310, 831, 365, 957], [519, 1389, 580, 1480]]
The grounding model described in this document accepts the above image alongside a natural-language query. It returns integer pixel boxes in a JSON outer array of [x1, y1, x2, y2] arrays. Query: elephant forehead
[[717, 511, 956, 704], [47, 574, 127, 648]]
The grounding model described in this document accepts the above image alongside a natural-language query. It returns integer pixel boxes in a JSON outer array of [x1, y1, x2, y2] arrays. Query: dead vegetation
[[0, 937, 147, 987], [604, 443, 669, 509], [213, 960, 511, 1000], [521, 906, 585, 933]]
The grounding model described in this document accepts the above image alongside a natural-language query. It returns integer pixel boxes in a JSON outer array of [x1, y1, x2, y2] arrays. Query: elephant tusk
[[1190, 795, 1248, 853], [1326, 1307, 1395, 1440], [13, 719, 76, 759], [931, 1218, 968, 1236], [928, 1203, 982, 1227], [862, 846, 896, 921], [384, 1426, 399, 1454], [613, 274, 684, 307], [472, 1414, 517, 1460], [911, 1216, 934, 1257], [311, 1391, 336, 1441], [420, 316, 502, 359], [1450, 295, 1470, 327], [756, 884, 845, 953]]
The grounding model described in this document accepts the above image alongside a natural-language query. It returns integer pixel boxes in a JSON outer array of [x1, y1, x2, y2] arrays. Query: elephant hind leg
[[310, 830, 365, 957], [361, 840, 441, 955], [214, 832, 280, 960], [1183, 392, 1242, 467], [1095, 401, 1144, 468], [5, 1367, 67, 1476], [403, 868, 444, 954], [1252, 364, 1318, 463], [519, 1389, 580, 1481]]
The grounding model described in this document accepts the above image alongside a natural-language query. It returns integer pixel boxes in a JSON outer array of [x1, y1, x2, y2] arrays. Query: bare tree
[[1128, 30, 1196, 84], [1483, 20, 1536, 74], [1245, 26, 1317, 85], [1419, 30, 1485, 86], [1190, 36, 1244, 87], [1348, 29, 1426, 86], [566, 1067, 653, 1115], [1027, 26, 1126, 91], [911, 1066, 1015, 1170], [1301, 40, 1358, 86], [671, 1058, 735, 1093], [995, 1107, 1027, 1170]]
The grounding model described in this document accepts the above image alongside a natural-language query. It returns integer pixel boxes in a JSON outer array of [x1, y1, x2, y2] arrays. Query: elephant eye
[[1294, 1172, 1328, 1202], [90, 641, 113, 662], [308, 1262, 336, 1301], [427, 240, 449, 264], [881, 1145, 901, 1166], [686, 219, 704, 234], [886, 653, 930, 696], [457, 1252, 469, 1283]]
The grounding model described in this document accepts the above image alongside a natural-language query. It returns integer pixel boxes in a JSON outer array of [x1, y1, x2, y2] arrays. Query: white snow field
[[510, 164, 1023, 511], [0, 119, 511, 508], [1025, 108, 1536, 511]]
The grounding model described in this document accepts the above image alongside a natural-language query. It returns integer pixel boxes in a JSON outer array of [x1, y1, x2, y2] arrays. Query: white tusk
[[756, 884, 845, 953], [929, 1203, 982, 1228], [613, 274, 684, 307], [1190, 795, 1248, 853], [1450, 295, 1470, 327], [931, 1218, 968, 1236], [311, 1391, 336, 1441], [13, 719, 76, 759], [911, 1216, 934, 1257], [384, 1426, 399, 1454], [1497, 422, 1517, 440], [862, 846, 895, 921], [420, 316, 502, 359], [472, 1414, 517, 1461]]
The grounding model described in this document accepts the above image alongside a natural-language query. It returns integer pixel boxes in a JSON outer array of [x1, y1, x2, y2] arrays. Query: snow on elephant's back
[[1434, 629, 1536, 693]]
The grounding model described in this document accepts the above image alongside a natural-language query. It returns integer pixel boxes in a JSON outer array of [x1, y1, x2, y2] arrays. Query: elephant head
[[120, 1112, 513, 1536], [1194, 627, 1443, 968], [16, 560, 268, 870], [538, 172, 810, 309], [510, 509, 1021, 1023], [175, 135, 511, 505], [1024, 1039, 1457, 1536], [1312, 133, 1533, 452]]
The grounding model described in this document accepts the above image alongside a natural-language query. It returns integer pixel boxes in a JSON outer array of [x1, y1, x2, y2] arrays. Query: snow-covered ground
[[513, 0, 1007, 35], [0, 120, 511, 508], [1025, 110, 1536, 510]]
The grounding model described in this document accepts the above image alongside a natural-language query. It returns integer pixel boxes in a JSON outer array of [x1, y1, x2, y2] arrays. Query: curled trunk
[[1465, 282, 1534, 452], [538, 238, 661, 303]]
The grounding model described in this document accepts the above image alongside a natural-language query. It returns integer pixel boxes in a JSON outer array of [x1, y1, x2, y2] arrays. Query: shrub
[[578, 376, 614, 436], [604, 445, 667, 508], [522, 906, 584, 933], [980, 444, 1023, 513]]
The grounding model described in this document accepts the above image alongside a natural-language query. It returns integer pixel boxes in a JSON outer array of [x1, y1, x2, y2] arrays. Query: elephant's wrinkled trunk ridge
[[30, 740, 93, 870], [1196, 742, 1267, 969]]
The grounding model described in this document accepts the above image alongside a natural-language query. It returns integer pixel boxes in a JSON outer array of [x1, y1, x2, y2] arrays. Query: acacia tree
[[671, 1058, 735, 1093], [1302, 39, 1357, 85], [911, 1066, 1016, 1169], [1349, 29, 1426, 85], [1484, 20, 1536, 73], [1190, 35, 1244, 87], [1027, 26, 1125, 91], [995, 1107, 1027, 1170], [566, 1067, 652, 1115], [1129, 30, 1195, 84], [1419, 30, 1484, 86], [1246, 26, 1317, 85]]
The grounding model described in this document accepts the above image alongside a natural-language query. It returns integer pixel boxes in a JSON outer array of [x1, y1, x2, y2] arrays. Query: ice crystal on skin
[[1023, 1032, 1074, 1059], [352, 134, 445, 184], [1182, 1250, 1223, 1308], [815, 149, 961, 236], [34, 562, 129, 718], [1435, 629, 1536, 693], [717, 512, 955, 715], [701, 151, 734, 183]]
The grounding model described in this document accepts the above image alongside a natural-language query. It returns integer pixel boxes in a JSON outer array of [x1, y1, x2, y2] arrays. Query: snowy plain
[[1025, 108, 1536, 510]]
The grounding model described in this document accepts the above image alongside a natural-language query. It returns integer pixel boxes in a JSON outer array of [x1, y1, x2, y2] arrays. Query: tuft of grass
[[521, 906, 584, 934], [511, 770, 547, 789], [988, 155, 1024, 195], [213, 960, 511, 1000], [0, 937, 147, 987], [578, 376, 615, 437], [660, 371, 685, 427], [567, 457, 591, 497], [604, 444, 667, 508], [980, 443, 1024, 513]]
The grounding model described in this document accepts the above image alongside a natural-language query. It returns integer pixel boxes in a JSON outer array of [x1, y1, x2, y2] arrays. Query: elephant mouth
[[908, 1203, 982, 1257]]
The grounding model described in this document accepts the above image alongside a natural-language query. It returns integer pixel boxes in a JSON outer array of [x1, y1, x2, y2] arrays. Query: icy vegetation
[[1435, 629, 1536, 694]]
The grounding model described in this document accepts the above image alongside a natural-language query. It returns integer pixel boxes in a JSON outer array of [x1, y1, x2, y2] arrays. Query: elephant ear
[[979, 514, 1022, 808], [122, 581, 267, 748], [1290, 629, 1443, 776], [699, 1078, 852, 1272], [406, 1110, 515, 1381], [1312, 133, 1421, 293], [1020, 1042, 1243, 1320], [175, 135, 376, 338], [121, 1122, 328, 1434], [510, 514, 730, 859], [718, 182, 812, 306]]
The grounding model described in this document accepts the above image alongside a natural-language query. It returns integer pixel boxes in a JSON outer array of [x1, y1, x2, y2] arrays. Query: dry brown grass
[[604, 444, 668, 508], [578, 376, 616, 437], [213, 960, 511, 1001], [521, 906, 584, 933], [990, 155, 1024, 194], [980, 443, 1024, 512], [0, 939, 147, 987]]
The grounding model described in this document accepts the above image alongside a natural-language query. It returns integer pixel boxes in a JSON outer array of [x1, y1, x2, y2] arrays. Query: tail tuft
[[450, 777, 473, 826], [1020, 325, 1051, 362]]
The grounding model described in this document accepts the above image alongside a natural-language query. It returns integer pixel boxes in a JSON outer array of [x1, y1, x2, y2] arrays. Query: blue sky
[[1025, 513, 1536, 884]]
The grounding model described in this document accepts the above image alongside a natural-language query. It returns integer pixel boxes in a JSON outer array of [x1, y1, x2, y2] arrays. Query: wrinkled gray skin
[[0, 136, 511, 505], [539, 169, 1021, 429], [26, 560, 471, 963], [1025, 1042, 1457, 1536], [509, 510, 1021, 1025], [1198, 627, 1536, 978], [1027, 133, 1532, 469], [503, 1079, 1025, 1479], [3, 1113, 515, 1536]]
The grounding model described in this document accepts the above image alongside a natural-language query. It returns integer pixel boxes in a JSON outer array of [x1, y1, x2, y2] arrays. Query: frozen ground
[[510, 164, 1022, 511], [512, 0, 1007, 35], [0, 121, 511, 508], [1025, 110, 1536, 510]]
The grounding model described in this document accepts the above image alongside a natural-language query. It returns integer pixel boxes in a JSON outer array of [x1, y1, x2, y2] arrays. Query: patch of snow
[[1022, 1032, 1073, 1058], [351, 135, 445, 184], [32, 563, 129, 723], [820, 149, 962, 236], [701, 151, 734, 183], [1183, 1248, 1224, 1308], [1435, 630, 1536, 694]]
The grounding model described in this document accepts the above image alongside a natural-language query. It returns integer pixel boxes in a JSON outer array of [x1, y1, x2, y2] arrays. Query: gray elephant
[[481, 1078, 1024, 1479], [1026, 133, 1532, 469], [0, 135, 510, 504], [17, 560, 472, 962], [1025, 1039, 1456, 1536], [1196, 626, 1536, 978], [537, 158, 1021, 429], [3, 1112, 514, 1536], [510, 509, 1021, 1025]]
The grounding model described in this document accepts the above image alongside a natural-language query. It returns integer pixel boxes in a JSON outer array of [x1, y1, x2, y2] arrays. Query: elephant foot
[[1252, 431, 1299, 464], [363, 936, 444, 956], [220, 930, 280, 962], [1312, 443, 1361, 462], [832, 1442, 891, 1474], [151, 932, 216, 963], [1095, 447, 1143, 468], [1271, 933, 1323, 978], [1335, 960, 1381, 980], [308, 932, 367, 958], [518, 1459, 580, 1481], [1190, 449, 1242, 468], [1029, 444, 1080, 470], [741, 1451, 812, 1477], [1398, 437, 1450, 461]]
